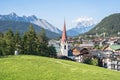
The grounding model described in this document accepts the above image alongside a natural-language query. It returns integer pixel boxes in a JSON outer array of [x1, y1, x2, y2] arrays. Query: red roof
[[61, 21, 67, 43]]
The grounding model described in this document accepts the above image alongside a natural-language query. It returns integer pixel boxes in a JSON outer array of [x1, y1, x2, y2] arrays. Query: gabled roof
[[90, 50, 114, 58], [102, 45, 120, 51], [72, 47, 89, 56], [72, 47, 88, 51], [79, 44, 94, 47], [89, 50, 106, 58], [110, 45, 120, 50]]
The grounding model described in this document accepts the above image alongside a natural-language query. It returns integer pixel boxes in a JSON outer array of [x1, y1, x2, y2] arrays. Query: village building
[[79, 43, 94, 50], [102, 44, 120, 52], [48, 39, 61, 53], [90, 49, 120, 70], [72, 47, 90, 62]]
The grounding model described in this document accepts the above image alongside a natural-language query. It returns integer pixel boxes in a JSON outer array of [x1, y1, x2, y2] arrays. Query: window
[[64, 45, 66, 49]]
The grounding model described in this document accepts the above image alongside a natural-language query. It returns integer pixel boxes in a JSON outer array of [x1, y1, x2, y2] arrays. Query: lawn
[[0, 55, 120, 80]]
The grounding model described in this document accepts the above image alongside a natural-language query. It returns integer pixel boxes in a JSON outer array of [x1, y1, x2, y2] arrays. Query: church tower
[[60, 20, 68, 56]]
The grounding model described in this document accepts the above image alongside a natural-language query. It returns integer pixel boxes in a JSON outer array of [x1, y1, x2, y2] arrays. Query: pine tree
[[39, 28, 48, 45], [25, 24, 37, 55], [36, 28, 49, 56], [4, 29, 15, 55], [14, 31, 21, 53], [0, 32, 5, 56], [47, 45, 56, 57], [21, 32, 28, 54]]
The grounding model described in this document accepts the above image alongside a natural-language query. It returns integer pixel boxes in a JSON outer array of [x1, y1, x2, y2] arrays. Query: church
[[60, 20, 70, 57], [60, 20, 89, 61]]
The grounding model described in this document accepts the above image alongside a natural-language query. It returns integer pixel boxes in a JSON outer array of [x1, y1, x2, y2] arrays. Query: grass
[[0, 55, 120, 80]]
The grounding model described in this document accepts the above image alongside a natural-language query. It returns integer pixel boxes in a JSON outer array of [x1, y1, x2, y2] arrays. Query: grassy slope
[[0, 55, 120, 80]]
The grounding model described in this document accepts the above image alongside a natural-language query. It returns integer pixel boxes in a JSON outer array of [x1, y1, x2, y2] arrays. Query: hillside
[[0, 20, 60, 39], [0, 55, 120, 80], [86, 13, 120, 36]]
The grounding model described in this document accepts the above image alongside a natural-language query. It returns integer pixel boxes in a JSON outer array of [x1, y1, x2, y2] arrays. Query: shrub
[[84, 58, 98, 66]]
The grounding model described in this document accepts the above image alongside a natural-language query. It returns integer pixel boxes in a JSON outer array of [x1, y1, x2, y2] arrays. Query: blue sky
[[0, 0, 120, 30]]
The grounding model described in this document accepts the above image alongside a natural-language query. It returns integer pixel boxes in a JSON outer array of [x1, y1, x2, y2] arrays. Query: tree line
[[0, 24, 56, 57]]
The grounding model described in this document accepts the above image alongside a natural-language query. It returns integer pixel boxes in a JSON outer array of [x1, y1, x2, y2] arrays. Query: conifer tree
[[36, 28, 48, 56], [14, 31, 21, 53], [4, 29, 15, 55], [21, 32, 28, 54], [39, 28, 48, 45], [25, 24, 37, 55], [0, 32, 5, 56], [47, 45, 56, 57]]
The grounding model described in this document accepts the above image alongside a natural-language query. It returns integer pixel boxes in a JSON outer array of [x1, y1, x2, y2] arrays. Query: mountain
[[67, 17, 96, 36], [0, 20, 60, 39], [0, 55, 120, 80], [0, 12, 61, 34], [86, 13, 120, 36]]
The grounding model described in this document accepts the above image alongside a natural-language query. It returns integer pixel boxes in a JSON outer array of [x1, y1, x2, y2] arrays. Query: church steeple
[[61, 20, 67, 43], [60, 20, 68, 56]]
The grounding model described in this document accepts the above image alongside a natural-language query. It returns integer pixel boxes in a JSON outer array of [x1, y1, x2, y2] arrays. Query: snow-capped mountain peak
[[9, 12, 17, 17], [27, 15, 38, 21], [76, 16, 96, 28], [76, 16, 93, 22], [28, 15, 38, 20], [67, 17, 97, 36]]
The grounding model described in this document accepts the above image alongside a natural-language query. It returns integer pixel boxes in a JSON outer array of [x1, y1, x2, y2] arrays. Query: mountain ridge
[[0, 20, 60, 39], [0, 12, 62, 34]]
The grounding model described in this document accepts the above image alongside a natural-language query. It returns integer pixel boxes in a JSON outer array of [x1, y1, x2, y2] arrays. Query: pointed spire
[[61, 19, 67, 43]]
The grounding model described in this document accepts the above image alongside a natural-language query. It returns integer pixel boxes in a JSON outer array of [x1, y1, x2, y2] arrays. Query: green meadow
[[0, 55, 120, 80]]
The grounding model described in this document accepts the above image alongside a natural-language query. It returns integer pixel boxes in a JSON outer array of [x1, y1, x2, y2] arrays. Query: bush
[[91, 58, 98, 66], [84, 58, 98, 66]]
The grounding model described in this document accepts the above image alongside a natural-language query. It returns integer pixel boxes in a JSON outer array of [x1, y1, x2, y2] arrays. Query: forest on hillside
[[86, 13, 120, 36]]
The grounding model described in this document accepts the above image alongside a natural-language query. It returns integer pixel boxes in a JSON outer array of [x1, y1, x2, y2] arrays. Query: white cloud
[[76, 16, 94, 23]]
